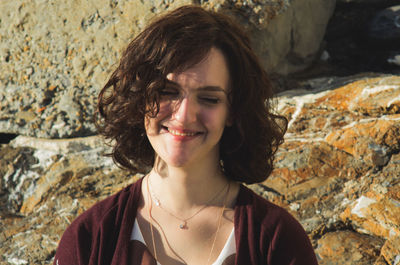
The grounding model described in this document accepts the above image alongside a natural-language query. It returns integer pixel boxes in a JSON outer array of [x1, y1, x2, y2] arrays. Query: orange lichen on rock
[[314, 79, 367, 111], [341, 193, 400, 239], [325, 118, 400, 163]]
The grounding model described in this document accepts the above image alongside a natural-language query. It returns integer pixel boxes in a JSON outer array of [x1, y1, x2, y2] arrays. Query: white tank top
[[130, 219, 236, 264]]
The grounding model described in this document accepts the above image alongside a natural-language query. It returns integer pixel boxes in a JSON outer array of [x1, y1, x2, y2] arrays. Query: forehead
[[166, 47, 230, 91]]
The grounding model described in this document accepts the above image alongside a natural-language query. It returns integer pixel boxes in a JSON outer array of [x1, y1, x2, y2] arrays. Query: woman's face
[[145, 47, 231, 168]]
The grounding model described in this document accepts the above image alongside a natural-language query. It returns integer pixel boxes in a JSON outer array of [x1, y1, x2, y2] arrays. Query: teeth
[[168, 128, 196, 136]]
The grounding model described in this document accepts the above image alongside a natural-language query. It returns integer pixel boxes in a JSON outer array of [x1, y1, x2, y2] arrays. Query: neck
[[148, 157, 229, 213]]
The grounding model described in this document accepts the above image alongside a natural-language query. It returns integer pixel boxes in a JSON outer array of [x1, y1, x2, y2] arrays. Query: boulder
[[0, 0, 336, 139], [315, 231, 385, 265], [0, 136, 140, 264], [263, 74, 400, 264]]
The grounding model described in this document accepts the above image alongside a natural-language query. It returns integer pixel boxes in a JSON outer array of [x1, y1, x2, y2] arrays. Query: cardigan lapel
[[111, 177, 144, 265], [234, 185, 261, 265]]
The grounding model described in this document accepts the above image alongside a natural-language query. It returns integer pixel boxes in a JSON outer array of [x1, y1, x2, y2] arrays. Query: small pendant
[[179, 221, 187, 229]]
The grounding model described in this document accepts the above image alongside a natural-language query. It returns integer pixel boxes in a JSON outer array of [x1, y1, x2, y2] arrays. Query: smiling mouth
[[163, 126, 201, 137]]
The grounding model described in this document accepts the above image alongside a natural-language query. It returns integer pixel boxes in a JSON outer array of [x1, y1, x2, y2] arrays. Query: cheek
[[144, 116, 153, 134], [158, 101, 172, 116], [202, 108, 229, 130], [145, 102, 172, 133]]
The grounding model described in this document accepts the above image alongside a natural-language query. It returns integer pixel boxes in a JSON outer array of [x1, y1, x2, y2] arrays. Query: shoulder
[[73, 179, 140, 231], [235, 185, 318, 264], [53, 179, 143, 264], [235, 184, 296, 228]]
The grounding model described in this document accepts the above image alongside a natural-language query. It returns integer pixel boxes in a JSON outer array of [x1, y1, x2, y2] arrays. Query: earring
[[219, 159, 225, 172]]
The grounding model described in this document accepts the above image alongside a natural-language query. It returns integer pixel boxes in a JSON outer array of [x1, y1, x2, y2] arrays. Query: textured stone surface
[[0, 0, 335, 139], [379, 236, 400, 265], [1, 136, 141, 264], [2, 74, 400, 264], [264, 74, 400, 264], [315, 231, 385, 265]]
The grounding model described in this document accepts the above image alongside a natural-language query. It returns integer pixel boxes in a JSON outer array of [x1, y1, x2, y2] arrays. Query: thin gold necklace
[[148, 175, 228, 229], [147, 178, 158, 260], [147, 176, 230, 265], [206, 182, 230, 265]]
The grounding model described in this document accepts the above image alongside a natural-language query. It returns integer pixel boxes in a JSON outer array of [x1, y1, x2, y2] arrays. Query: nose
[[172, 96, 197, 124]]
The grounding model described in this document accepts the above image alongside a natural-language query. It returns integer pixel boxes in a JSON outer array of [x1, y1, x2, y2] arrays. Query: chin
[[164, 157, 193, 168]]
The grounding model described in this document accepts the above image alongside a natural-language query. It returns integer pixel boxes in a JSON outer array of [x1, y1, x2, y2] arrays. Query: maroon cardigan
[[54, 178, 318, 264]]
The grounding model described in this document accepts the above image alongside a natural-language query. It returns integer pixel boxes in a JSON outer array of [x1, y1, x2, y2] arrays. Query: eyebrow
[[197, 86, 227, 93], [166, 80, 227, 94]]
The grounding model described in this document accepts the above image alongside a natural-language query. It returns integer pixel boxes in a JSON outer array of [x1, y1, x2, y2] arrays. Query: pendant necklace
[[148, 175, 228, 229], [146, 175, 230, 264]]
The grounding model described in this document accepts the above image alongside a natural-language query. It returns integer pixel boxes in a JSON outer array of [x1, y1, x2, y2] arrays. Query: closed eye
[[160, 90, 178, 95], [199, 96, 220, 104], [160, 88, 179, 98]]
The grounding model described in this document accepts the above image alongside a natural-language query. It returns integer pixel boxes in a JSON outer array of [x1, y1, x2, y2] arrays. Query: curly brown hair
[[96, 5, 287, 184]]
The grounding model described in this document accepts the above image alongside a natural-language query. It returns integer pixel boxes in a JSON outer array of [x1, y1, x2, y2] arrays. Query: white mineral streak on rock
[[341, 197, 351, 208], [390, 228, 398, 237], [382, 115, 400, 121], [361, 85, 395, 97], [387, 95, 400, 108], [351, 196, 377, 218], [6, 169, 22, 204], [284, 133, 325, 142], [58, 198, 79, 224], [390, 199, 400, 208], [32, 149, 57, 169], [394, 255, 400, 265], [42, 234, 58, 247], [347, 78, 400, 112], [335, 115, 400, 132], [15, 171, 39, 199], [52, 122, 67, 130], [7, 258, 28, 265], [80, 147, 115, 168], [277, 88, 330, 130], [289, 202, 300, 211], [10, 135, 105, 153], [3, 168, 18, 187], [36, 202, 48, 213]]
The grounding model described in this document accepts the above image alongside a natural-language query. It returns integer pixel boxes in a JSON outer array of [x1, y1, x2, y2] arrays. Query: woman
[[54, 5, 318, 265]]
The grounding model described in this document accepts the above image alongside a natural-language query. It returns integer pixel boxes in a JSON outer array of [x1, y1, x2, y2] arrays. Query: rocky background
[[1, 0, 400, 264]]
